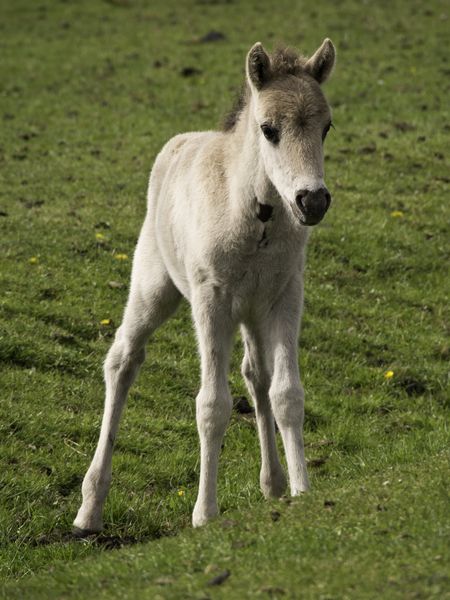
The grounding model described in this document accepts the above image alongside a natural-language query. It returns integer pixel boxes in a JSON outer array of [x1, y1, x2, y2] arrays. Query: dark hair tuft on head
[[221, 47, 308, 132]]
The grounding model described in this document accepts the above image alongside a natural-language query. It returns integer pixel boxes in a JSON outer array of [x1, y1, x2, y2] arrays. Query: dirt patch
[[396, 377, 427, 396], [233, 396, 254, 415]]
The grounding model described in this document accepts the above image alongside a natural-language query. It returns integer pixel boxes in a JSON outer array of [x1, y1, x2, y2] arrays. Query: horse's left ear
[[305, 38, 336, 84]]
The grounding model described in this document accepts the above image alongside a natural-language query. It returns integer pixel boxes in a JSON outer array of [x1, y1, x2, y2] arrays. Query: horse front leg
[[241, 325, 287, 498], [268, 277, 310, 495], [191, 287, 234, 527]]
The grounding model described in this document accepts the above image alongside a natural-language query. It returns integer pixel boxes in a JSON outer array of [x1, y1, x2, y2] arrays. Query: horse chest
[[226, 230, 305, 314]]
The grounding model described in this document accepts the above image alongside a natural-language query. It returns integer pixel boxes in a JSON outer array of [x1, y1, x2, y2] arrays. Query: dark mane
[[222, 81, 250, 132], [221, 47, 308, 132]]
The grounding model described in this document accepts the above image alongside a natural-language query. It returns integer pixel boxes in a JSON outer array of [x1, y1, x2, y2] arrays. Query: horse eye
[[322, 122, 332, 141], [261, 123, 280, 144]]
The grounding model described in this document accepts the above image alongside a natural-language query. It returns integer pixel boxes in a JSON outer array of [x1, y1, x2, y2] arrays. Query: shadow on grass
[[29, 529, 171, 550], [30, 530, 152, 551]]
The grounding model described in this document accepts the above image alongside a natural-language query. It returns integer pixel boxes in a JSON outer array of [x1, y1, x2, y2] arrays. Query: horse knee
[[269, 385, 304, 429], [104, 330, 146, 384], [241, 355, 253, 385], [196, 387, 232, 437], [242, 355, 270, 399]]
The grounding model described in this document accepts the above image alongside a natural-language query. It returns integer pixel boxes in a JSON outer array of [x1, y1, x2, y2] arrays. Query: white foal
[[74, 38, 336, 533]]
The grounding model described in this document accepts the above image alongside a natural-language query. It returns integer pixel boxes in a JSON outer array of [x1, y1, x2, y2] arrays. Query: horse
[[74, 38, 336, 533]]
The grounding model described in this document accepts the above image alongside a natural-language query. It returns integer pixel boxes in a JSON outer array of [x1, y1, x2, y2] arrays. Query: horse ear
[[246, 42, 271, 90], [305, 38, 336, 84]]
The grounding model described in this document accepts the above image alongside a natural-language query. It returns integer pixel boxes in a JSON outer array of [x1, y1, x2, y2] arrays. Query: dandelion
[[384, 370, 394, 379], [390, 210, 404, 218], [95, 232, 105, 240], [114, 253, 128, 260], [100, 319, 111, 326], [29, 256, 39, 264], [177, 489, 185, 497]]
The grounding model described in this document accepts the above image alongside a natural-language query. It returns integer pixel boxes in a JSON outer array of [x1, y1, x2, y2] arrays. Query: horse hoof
[[72, 526, 101, 538], [192, 505, 218, 528], [260, 468, 287, 499]]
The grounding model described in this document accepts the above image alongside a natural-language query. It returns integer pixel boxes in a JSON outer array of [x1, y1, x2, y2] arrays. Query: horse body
[[153, 127, 308, 308], [74, 38, 336, 532]]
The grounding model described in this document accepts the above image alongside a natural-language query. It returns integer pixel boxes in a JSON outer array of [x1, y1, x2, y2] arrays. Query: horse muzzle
[[295, 187, 331, 226]]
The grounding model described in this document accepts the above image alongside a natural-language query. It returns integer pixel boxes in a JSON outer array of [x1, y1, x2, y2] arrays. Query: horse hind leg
[[73, 247, 181, 534], [241, 325, 287, 499]]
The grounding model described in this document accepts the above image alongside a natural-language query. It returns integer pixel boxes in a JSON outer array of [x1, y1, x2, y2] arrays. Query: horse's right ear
[[246, 43, 271, 90]]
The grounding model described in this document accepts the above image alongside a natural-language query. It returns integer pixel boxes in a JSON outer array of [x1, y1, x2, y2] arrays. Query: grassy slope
[[3, 458, 450, 600], [0, 0, 449, 597]]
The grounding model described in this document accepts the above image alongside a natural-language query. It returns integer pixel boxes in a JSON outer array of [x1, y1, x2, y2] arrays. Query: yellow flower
[[177, 489, 185, 497], [390, 211, 404, 218], [95, 232, 105, 240], [114, 253, 128, 260], [384, 370, 394, 379], [100, 319, 111, 326], [29, 256, 39, 264]]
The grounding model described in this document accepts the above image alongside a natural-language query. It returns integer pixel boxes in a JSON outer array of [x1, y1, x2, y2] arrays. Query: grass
[[0, 0, 449, 597]]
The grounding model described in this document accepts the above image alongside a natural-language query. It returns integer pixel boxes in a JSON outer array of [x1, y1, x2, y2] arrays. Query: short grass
[[1, 0, 449, 597]]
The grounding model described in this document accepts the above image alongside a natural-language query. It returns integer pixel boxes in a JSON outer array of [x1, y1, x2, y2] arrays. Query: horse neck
[[227, 95, 269, 213]]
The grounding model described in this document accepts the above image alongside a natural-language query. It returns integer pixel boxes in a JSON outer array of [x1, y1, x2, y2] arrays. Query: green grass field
[[1, 0, 449, 597]]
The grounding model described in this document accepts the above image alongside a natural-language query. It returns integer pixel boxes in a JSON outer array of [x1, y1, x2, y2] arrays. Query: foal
[[74, 39, 336, 532]]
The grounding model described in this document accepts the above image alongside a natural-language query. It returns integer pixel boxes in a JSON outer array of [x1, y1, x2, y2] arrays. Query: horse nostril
[[295, 190, 308, 211], [324, 191, 331, 210]]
